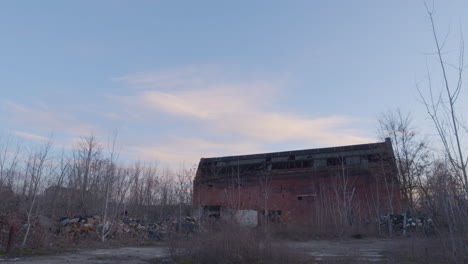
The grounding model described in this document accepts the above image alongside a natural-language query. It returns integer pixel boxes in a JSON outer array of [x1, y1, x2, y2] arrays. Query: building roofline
[[200, 138, 392, 162]]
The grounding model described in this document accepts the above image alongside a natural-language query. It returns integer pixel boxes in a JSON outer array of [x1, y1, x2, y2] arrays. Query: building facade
[[193, 139, 401, 226]]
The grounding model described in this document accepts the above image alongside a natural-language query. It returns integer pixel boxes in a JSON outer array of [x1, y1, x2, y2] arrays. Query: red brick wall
[[193, 163, 401, 225]]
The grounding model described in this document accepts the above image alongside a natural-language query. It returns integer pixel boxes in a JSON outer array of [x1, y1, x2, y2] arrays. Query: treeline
[[0, 133, 194, 245]]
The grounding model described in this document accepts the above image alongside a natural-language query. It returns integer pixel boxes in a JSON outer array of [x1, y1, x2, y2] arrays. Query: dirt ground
[[0, 238, 437, 264], [0, 247, 169, 264], [289, 238, 413, 262]]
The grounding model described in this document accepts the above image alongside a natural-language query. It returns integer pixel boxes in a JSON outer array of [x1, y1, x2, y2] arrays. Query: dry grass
[[268, 223, 383, 242], [167, 223, 308, 264], [385, 236, 467, 264]]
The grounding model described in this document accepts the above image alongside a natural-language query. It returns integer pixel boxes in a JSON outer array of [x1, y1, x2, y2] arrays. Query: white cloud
[[1, 100, 97, 137], [225, 113, 372, 145], [102, 112, 122, 120], [111, 66, 219, 90], [112, 67, 375, 164], [136, 80, 274, 119], [125, 137, 261, 166], [11, 130, 50, 142]]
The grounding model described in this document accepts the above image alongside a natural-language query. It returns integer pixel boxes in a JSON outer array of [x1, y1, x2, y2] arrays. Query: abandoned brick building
[[193, 138, 401, 226]]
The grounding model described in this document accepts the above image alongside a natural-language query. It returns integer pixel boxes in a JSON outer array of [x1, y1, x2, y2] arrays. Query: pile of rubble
[[0, 214, 200, 250], [377, 210, 434, 235], [57, 215, 199, 241]]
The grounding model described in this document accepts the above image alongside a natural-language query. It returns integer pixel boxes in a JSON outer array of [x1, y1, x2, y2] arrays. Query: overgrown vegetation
[[0, 133, 195, 251], [166, 224, 307, 264]]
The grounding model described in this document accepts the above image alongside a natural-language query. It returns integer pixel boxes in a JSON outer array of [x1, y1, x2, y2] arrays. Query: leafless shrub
[[417, 162, 468, 263], [269, 224, 380, 241], [385, 236, 457, 264], [378, 109, 429, 209], [169, 223, 306, 264]]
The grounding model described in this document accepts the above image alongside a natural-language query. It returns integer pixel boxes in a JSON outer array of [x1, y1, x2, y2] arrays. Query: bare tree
[[158, 167, 173, 221], [98, 131, 131, 242], [175, 164, 194, 231], [21, 139, 52, 247], [418, 161, 467, 262], [378, 109, 429, 208], [332, 155, 357, 231], [259, 164, 272, 227], [418, 3, 468, 196], [44, 149, 71, 219], [141, 163, 159, 220], [69, 135, 103, 215], [415, 4, 468, 262], [0, 134, 21, 212], [127, 162, 161, 220], [0, 133, 21, 191]]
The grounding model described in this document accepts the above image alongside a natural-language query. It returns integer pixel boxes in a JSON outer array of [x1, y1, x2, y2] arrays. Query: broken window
[[297, 194, 317, 200], [367, 154, 381, 163], [301, 159, 313, 168], [345, 156, 361, 165], [268, 210, 281, 224], [314, 159, 326, 168], [260, 210, 282, 224], [360, 158, 369, 168], [327, 157, 345, 167], [203, 205, 221, 219], [272, 161, 288, 170]]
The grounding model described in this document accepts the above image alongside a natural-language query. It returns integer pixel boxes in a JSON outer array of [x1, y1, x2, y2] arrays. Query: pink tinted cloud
[[1, 100, 97, 136], [113, 67, 375, 164]]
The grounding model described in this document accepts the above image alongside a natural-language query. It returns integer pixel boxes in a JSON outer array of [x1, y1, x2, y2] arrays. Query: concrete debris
[[0, 212, 199, 250], [57, 215, 199, 240], [373, 210, 434, 235]]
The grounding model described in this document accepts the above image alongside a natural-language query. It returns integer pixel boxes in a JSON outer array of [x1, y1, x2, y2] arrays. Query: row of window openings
[[204, 155, 382, 173], [203, 191, 317, 202], [203, 206, 282, 224], [204, 155, 380, 167], [206, 184, 354, 202]]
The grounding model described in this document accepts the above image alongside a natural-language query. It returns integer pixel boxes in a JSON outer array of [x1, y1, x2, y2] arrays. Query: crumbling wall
[[234, 210, 258, 227], [193, 139, 401, 227]]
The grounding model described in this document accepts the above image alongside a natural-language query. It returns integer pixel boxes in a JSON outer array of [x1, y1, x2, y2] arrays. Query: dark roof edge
[[200, 138, 392, 162]]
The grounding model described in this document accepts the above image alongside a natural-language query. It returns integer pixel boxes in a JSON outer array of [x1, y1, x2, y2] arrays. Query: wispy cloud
[[111, 66, 219, 90], [1, 100, 97, 136], [134, 80, 274, 119], [0, 67, 375, 167], [101, 112, 122, 120], [125, 137, 261, 165], [11, 130, 50, 142], [112, 67, 374, 164]]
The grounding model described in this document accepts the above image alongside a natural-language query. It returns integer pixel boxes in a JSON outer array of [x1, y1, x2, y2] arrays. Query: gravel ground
[[289, 238, 402, 262], [0, 247, 169, 264], [0, 237, 436, 263]]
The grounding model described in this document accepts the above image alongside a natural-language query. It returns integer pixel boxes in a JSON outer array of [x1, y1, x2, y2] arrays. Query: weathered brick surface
[[194, 139, 401, 225]]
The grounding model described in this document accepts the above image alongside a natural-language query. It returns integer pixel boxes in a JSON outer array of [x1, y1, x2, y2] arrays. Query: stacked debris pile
[[59, 215, 100, 240], [0, 213, 10, 248], [174, 216, 199, 234], [0, 213, 58, 250], [57, 215, 199, 241], [375, 210, 434, 236]]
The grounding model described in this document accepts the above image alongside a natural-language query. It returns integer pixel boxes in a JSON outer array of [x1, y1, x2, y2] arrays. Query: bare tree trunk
[[418, 3, 468, 196], [6, 223, 16, 253], [21, 140, 52, 248]]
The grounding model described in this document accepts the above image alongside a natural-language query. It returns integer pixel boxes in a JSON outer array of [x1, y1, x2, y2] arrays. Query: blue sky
[[1, 1, 467, 166]]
